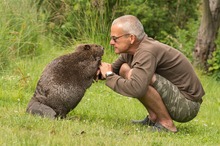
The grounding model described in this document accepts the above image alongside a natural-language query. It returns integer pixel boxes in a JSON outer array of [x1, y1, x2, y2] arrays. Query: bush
[[207, 38, 220, 81], [114, 0, 200, 41]]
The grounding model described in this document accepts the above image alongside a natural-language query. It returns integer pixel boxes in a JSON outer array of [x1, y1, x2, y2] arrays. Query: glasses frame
[[111, 34, 130, 42]]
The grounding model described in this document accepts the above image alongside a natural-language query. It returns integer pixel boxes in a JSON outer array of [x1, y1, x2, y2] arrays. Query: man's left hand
[[99, 62, 113, 78]]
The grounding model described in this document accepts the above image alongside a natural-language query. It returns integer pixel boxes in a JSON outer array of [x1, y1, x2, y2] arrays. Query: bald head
[[112, 15, 145, 41]]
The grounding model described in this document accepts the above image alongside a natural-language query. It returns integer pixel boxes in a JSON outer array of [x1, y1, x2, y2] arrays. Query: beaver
[[26, 44, 104, 119]]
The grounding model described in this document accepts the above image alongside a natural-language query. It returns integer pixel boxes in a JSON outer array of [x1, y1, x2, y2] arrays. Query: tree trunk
[[193, 0, 220, 70]]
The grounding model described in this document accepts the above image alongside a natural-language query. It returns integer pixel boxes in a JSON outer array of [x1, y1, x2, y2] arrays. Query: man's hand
[[99, 62, 113, 78]]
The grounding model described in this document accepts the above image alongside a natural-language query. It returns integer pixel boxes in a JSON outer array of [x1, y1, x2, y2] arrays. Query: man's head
[[110, 15, 145, 54], [112, 15, 145, 40]]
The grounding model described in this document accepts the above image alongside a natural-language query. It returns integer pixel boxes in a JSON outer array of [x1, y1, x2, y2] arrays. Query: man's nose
[[110, 39, 115, 45]]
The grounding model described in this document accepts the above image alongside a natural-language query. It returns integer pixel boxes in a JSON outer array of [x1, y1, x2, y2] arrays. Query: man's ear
[[84, 45, 91, 50], [130, 34, 136, 44]]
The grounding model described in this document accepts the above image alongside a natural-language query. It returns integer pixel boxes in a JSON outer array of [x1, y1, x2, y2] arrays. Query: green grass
[[0, 49, 220, 146]]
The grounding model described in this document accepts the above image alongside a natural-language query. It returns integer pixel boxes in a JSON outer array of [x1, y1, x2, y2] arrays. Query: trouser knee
[[152, 74, 201, 122]]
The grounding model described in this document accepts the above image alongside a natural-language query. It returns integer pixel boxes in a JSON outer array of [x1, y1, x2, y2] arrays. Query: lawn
[[0, 50, 220, 146]]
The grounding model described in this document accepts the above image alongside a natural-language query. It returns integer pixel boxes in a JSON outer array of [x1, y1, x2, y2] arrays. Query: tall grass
[[0, 0, 48, 71], [62, 0, 116, 60], [37, 0, 113, 48]]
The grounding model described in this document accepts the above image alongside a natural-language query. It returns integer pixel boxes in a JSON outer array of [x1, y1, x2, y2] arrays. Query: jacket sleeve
[[106, 51, 156, 98], [111, 54, 127, 75]]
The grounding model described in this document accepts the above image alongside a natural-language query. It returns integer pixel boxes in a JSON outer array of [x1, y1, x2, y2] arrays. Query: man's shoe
[[150, 122, 178, 133], [132, 115, 155, 126]]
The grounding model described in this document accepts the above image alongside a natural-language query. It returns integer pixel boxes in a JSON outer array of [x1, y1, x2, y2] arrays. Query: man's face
[[110, 25, 131, 54]]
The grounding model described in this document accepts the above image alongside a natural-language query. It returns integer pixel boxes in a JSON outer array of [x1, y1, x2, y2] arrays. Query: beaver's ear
[[84, 45, 91, 50]]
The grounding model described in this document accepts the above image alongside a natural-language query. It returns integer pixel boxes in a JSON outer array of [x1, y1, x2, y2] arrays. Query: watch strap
[[106, 71, 114, 77]]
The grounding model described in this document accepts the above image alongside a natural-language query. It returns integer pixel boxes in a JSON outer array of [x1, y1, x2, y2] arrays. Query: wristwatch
[[105, 71, 114, 77]]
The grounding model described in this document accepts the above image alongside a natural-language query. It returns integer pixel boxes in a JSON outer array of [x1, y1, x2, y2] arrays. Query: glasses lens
[[111, 34, 129, 42], [112, 36, 117, 42]]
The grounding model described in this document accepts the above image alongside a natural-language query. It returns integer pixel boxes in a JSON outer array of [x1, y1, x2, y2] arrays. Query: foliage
[[0, 0, 47, 71], [207, 38, 220, 80], [111, 0, 200, 40], [37, 0, 200, 47], [37, 0, 115, 47]]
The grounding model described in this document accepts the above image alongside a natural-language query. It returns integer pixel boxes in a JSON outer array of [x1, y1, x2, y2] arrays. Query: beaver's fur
[[26, 44, 104, 119]]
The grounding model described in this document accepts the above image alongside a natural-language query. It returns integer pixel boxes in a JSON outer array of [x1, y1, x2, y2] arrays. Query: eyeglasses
[[110, 34, 130, 42]]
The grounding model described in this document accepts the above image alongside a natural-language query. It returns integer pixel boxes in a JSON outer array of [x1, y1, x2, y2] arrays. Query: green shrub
[[207, 42, 220, 81], [114, 0, 200, 41]]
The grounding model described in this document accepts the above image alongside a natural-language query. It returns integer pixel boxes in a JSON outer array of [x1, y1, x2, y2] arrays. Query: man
[[99, 15, 205, 133]]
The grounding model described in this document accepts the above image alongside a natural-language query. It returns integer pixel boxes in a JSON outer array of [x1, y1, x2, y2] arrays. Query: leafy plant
[[207, 47, 220, 80], [114, 0, 200, 41]]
